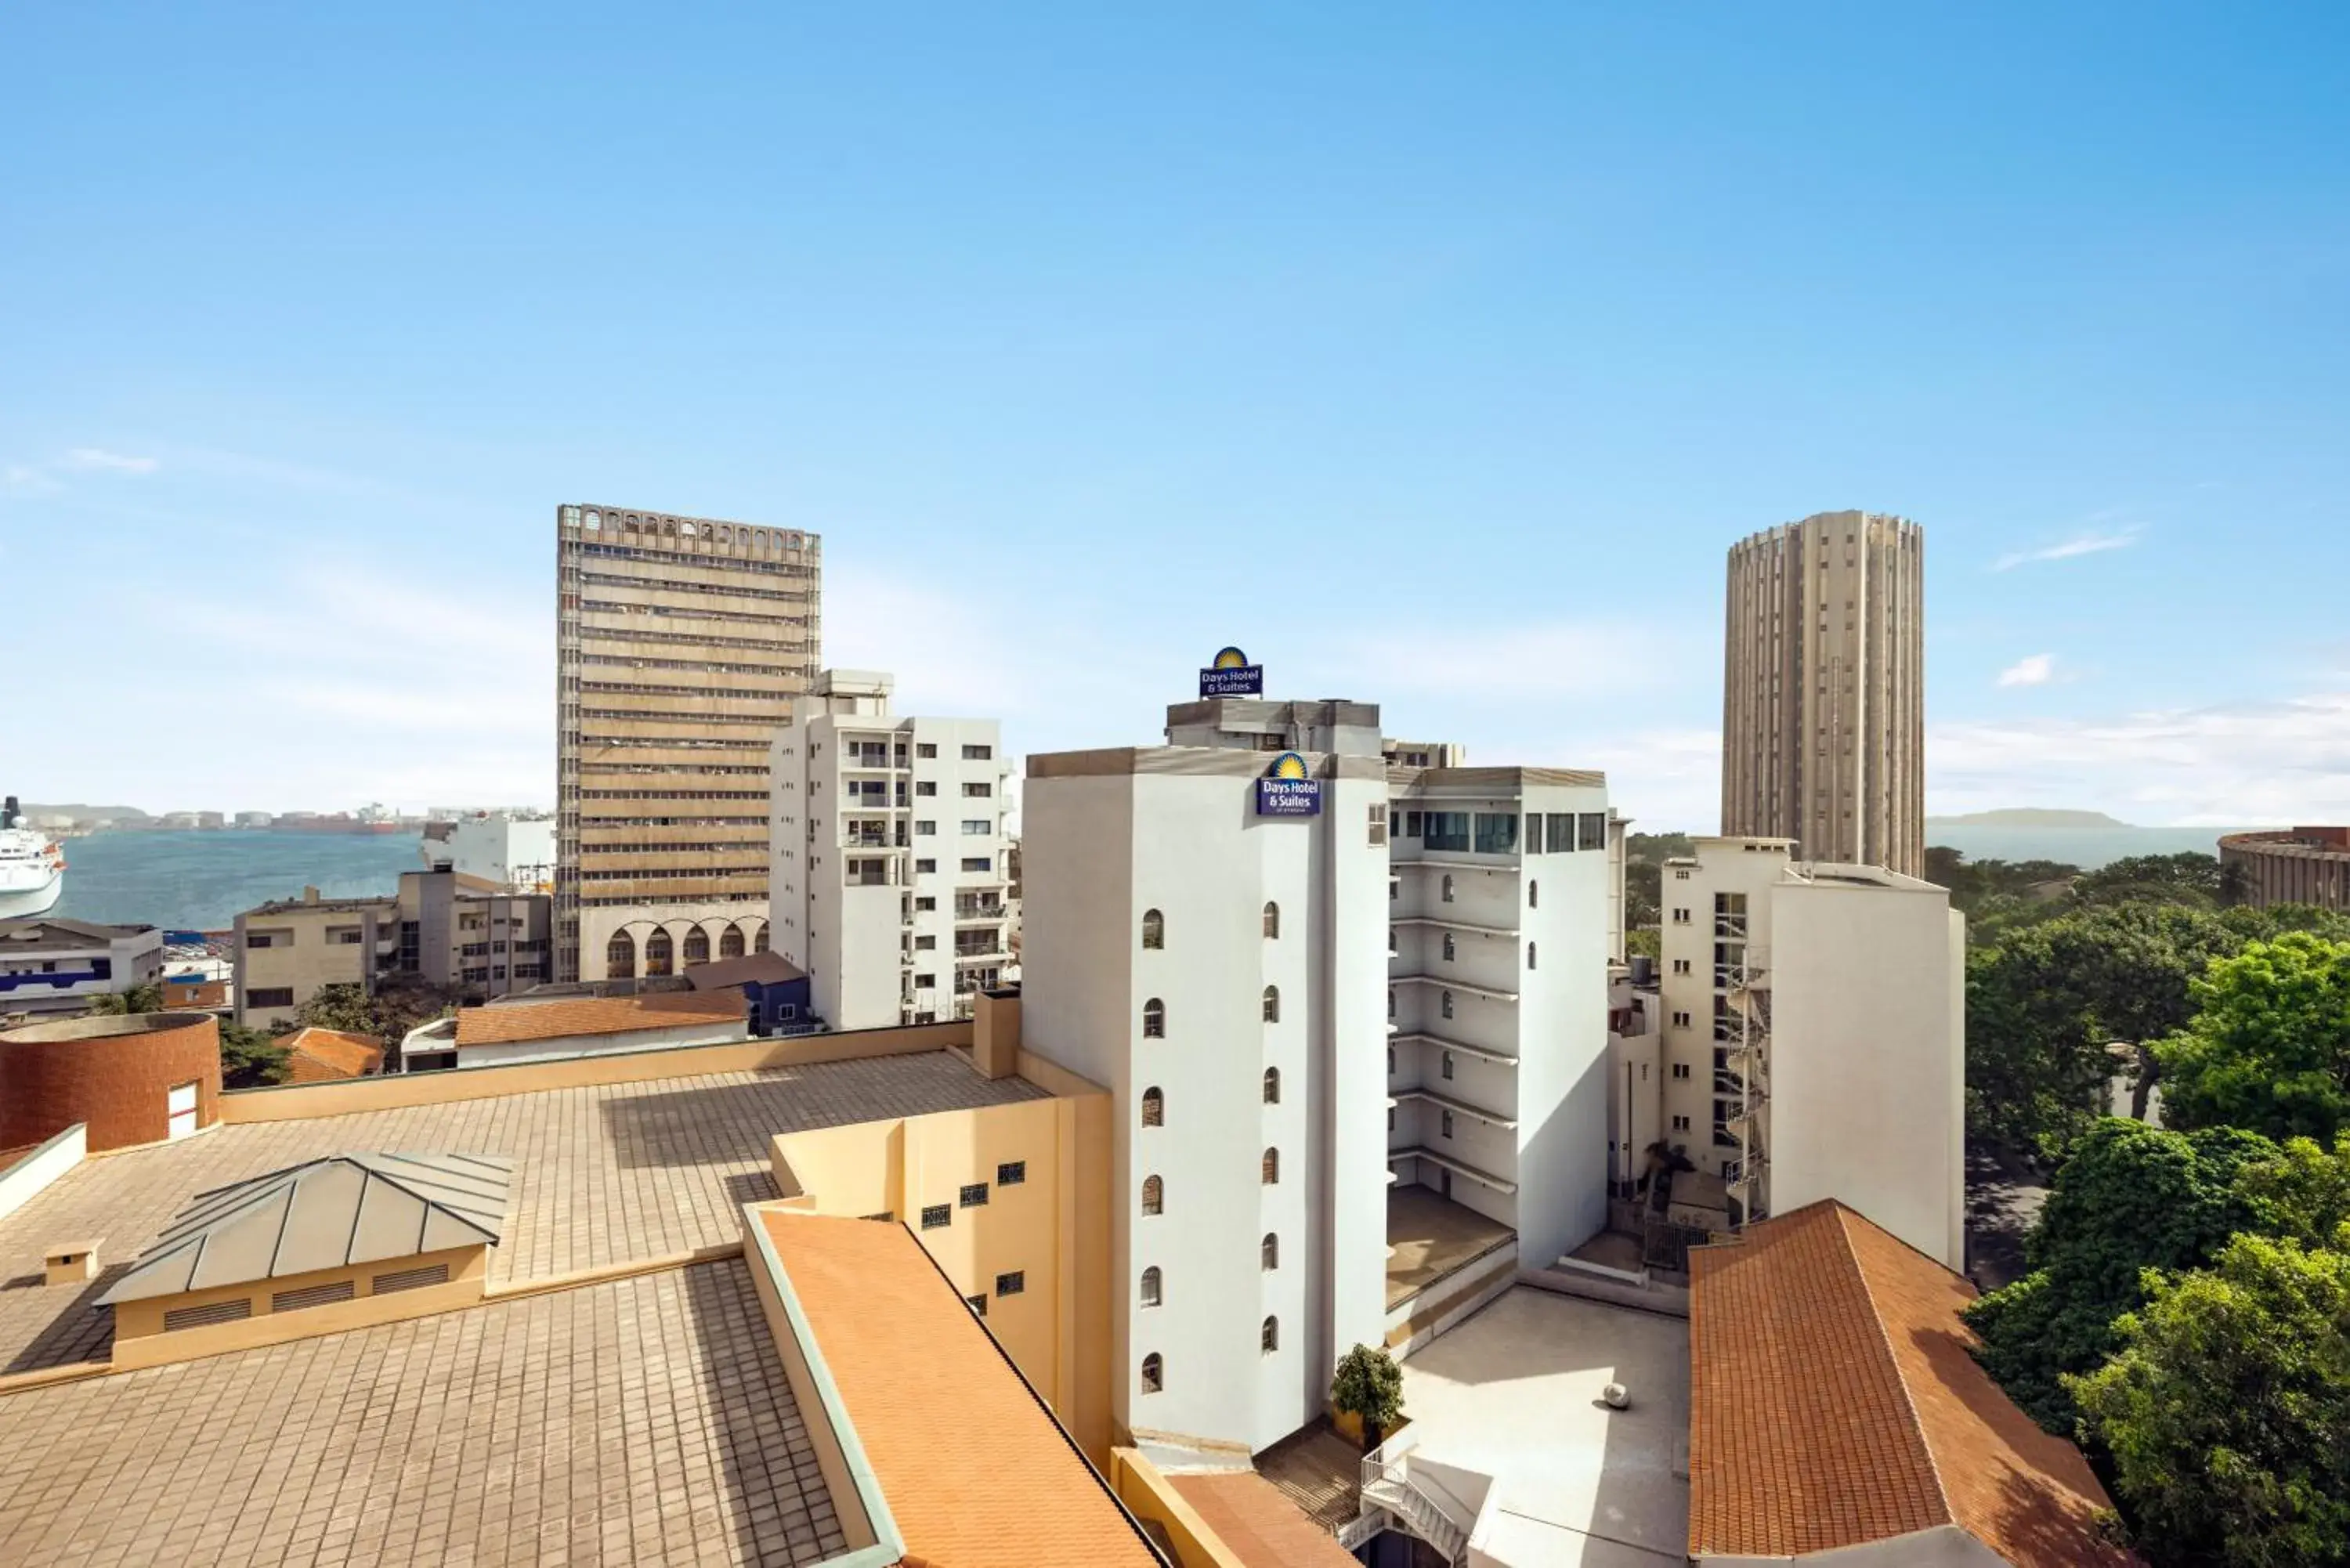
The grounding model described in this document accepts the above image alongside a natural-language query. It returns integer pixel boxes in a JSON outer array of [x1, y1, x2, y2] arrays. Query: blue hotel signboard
[[1200, 645, 1264, 697], [1257, 753, 1322, 817]]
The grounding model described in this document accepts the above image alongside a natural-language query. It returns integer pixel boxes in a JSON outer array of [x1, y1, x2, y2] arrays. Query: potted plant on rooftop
[[1329, 1342, 1406, 1451]]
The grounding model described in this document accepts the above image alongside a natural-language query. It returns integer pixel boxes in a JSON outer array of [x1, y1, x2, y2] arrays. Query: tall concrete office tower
[[554, 504, 821, 982], [1720, 511, 1924, 877]]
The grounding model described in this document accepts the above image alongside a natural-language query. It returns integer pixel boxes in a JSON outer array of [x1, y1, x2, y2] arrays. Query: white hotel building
[[768, 670, 1014, 1029], [1021, 684, 1618, 1455]]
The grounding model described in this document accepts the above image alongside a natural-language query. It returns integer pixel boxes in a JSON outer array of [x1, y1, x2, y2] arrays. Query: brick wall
[[0, 1013, 222, 1152]]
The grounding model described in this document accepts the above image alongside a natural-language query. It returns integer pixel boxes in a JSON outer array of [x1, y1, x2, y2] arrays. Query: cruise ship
[[0, 796, 65, 919]]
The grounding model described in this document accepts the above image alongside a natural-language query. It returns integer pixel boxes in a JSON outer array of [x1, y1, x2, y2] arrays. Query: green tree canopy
[[218, 1021, 291, 1089], [1965, 1118, 2277, 1430], [2235, 1134, 2350, 1253], [1329, 1343, 1405, 1442], [291, 977, 457, 1055], [85, 981, 165, 1016], [2157, 932, 2350, 1145], [2070, 1233, 2350, 1568], [2070, 851, 2225, 909]]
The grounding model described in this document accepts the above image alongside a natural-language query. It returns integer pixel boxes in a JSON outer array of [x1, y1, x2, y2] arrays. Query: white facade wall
[[1386, 781, 1614, 1270], [770, 674, 1011, 1031], [1021, 746, 1388, 1454], [1769, 867, 1967, 1271], [1658, 840, 1795, 1178], [433, 816, 557, 891], [0, 927, 166, 1016]]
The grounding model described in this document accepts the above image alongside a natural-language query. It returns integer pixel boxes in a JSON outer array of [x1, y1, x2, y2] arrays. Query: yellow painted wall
[[109, 1244, 488, 1370], [1107, 1448, 1249, 1568], [768, 1068, 1115, 1462]]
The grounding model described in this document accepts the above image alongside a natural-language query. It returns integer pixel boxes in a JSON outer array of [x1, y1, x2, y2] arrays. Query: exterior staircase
[[1348, 1436, 1474, 1563]]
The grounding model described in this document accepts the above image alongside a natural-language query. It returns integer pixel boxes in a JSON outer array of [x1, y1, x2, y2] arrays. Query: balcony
[[953, 901, 1007, 923], [954, 942, 1004, 961]]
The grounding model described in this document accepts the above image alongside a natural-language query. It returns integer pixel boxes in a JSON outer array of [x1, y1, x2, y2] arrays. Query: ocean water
[[1922, 824, 2271, 871], [46, 830, 428, 932]]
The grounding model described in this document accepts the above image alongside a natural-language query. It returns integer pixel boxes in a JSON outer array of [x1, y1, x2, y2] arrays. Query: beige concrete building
[[1653, 837, 1965, 1271], [2220, 827, 2350, 910], [233, 870, 552, 1028], [554, 503, 822, 983], [1721, 510, 1925, 877]]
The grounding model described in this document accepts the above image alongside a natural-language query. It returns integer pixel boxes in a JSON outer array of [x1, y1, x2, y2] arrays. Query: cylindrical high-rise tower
[[1721, 511, 1924, 877]]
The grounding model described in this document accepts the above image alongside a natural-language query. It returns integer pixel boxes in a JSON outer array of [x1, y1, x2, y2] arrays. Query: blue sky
[[6, 5, 2348, 829]]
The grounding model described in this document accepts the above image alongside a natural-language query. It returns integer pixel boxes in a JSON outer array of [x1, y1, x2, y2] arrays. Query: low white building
[[423, 812, 556, 892], [768, 670, 1013, 1030], [0, 919, 166, 1017], [1655, 837, 1965, 1271]]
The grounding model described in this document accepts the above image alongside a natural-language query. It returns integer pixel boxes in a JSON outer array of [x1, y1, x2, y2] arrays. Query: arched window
[[1263, 901, 1280, 939], [1442, 932, 1456, 962], [1142, 1175, 1163, 1216], [1141, 909, 1164, 950], [1261, 1233, 1278, 1271], [1441, 988, 1455, 1020], [1386, 988, 1396, 1020], [644, 929, 674, 977], [1528, 941, 1538, 970], [1261, 1147, 1279, 1185], [1262, 1067, 1280, 1104], [1141, 1087, 1164, 1127], [751, 921, 770, 954], [1262, 985, 1280, 1023], [606, 930, 636, 980], [1141, 1353, 1164, 1393], [1260, 1316, 1278, 1353], [719, 925, 746, 959], [683, 927, 710, 964], [1442, 874, 1455, 903], [1142, 999, 1165, 1039], [1141, 1266, 1162, 1307], [1389, 927, 1397, 954], [1529, 880, 1539, 909]]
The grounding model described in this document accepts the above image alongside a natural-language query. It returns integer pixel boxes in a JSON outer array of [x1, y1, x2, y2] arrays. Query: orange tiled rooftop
[[452, 987, 748, 1046]]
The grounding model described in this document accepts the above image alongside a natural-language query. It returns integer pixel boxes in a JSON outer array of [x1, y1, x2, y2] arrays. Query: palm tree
[[86, 981, 165, 1016]]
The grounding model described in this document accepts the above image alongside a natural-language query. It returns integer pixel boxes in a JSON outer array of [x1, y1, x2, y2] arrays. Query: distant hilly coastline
[[1925, 808, 2135, 829]]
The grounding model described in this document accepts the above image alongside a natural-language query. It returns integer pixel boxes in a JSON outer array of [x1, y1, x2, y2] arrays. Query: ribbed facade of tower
[[554, 504, 821, 982], [1720, 511, 1923, 877]]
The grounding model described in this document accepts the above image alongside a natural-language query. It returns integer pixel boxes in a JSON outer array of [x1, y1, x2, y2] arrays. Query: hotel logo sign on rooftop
[[1198, 645, 1264, 698]]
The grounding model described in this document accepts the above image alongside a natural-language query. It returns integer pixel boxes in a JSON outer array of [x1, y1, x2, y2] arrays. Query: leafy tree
[[1329, 1343, 1405, 1447], [1965, 1118, 2276, 1430], [1624, 927, 1660, 960], [1622, 832, 1693, 935], [85, 981, 165, 1016], [292, 977, 457, 1055], [2235, 1135, 2350, 1252], [218, 1021, 291, 1089], [2157, 933, 2350, 1145], [2071, 851, 2225, 909], [2070, 1234, 2350, 1568]]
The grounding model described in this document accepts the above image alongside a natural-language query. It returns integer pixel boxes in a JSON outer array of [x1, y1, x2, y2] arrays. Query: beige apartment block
[[233, 890, 397, 1028], [233, 871, 552, 1027], [1721, 510, 1925, 877], [554, 503, 822, 982]]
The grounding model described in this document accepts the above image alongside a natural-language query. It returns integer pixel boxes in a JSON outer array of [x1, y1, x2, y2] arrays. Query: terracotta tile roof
[[454, 989, 745, 1046], [1688, 1199, 2137, 1566], [758, 1210, 1163, 1568], [1166, 1471, 1361, 1568], [278, 1026, 385, 1082]]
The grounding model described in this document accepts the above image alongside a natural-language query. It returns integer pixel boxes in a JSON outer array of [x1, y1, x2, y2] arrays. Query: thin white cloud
[[1992, 528, 2140, 571], [62, 448, 157, 474], [1997, 654, 2055, 688], [1930, 692, 2350, 825], [2, 464, 60, 494]]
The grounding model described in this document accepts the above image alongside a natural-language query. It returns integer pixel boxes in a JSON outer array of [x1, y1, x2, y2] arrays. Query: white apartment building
[[1384, 771, 1617, 1274], [1020, 685, 1622, 1456], [0, 919, 165, 1017], [422, 813, 556, 892], [1654, 836, 1965, 1270], [769, 670, 1013, 1029]]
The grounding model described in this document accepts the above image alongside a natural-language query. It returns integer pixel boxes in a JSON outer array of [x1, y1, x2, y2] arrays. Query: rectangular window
[[1441, 1050, 1455, 1079], [1473, 813, 1518, 854], [1405, 810, 1423, 838], [1422, 811, 1470, 852], [921, 1204, 952, 1230], [962, 744, 992, 760], [916, 858, 937, 873], [916, 820, 937, 836], [916, 973, 937, 988], [1368, 802, 1387, 847], [1547, 813, 1576, 851], [963, 782, 992, 797], [914, 935, 935, 950], [1672, 1010, 1691, 1028], [917, 743, 938, 758], [1524, 815, 1545, 854], [1672, 1062, 1691, 1079], [1580, 812, 1607, 851], [915, 896, 936, 911], [960, 1183, 989, 1208], [997, 1160, 1026, 1187], [1441, 1109, 1455, 1139], [1672, 1115, 1690, 1132], [246, 988, 295, 1009], [961, 820, 991, 835], [961, 857, 992, 873], [995, 1270, 1025, 1297], [916, 780, 938, 796]]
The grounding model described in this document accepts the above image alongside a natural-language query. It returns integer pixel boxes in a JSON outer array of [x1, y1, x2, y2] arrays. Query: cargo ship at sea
[[269, 804, 409, 836], [0, 794, 66, 919]]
